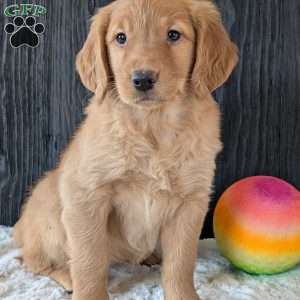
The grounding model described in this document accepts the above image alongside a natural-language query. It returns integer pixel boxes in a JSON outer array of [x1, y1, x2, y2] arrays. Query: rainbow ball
[[213, 176, 300, 274]]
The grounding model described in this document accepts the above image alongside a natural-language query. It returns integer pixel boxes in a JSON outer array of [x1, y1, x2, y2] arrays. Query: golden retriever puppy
[[13, 0, 238, 299]]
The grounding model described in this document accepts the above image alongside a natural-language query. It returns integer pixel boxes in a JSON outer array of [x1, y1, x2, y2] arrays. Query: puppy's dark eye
[[168, 30, 181, 42], [116, 32, 127, 45]]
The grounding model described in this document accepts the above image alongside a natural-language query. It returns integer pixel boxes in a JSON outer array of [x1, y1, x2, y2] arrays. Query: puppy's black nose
[[132, 70, 157, 92]]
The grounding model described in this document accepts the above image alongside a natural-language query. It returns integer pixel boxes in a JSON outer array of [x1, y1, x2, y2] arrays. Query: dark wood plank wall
[[0, 0, 299, 238]]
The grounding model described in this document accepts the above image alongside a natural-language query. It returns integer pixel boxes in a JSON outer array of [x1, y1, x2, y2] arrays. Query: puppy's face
[[76, 0, 238, 109], [106, 0, 195, 108]]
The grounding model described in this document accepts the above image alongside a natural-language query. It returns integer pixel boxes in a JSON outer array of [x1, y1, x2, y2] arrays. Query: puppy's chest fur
[[80, 100, 221, 259], [110, 119, 210, 256]]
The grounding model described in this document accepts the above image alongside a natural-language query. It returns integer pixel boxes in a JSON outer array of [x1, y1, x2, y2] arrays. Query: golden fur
[[13, 0, 238, 299]]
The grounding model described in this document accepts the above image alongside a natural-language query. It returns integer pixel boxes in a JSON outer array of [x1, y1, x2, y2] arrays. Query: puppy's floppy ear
[[76, 6, 112, 100], [190, 0, 238, 95]]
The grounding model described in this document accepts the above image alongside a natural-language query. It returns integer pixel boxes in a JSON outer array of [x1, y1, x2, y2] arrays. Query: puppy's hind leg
[[20, 230, 72, 292], [13, 170, 72, 291], [14, 217, 53, 275], [40, 266, 73, 292]]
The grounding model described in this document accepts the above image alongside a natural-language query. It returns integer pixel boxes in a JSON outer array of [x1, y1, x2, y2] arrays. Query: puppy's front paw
[[72, 292, 109, 300]]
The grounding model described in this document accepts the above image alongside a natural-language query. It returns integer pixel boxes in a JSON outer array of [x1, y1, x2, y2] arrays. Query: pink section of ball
[[225, 176, 300, 234], [252, 177, 295, 204]]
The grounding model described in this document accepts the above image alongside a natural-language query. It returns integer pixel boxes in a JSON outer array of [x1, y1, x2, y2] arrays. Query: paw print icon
[[4, 16, 45, 48]]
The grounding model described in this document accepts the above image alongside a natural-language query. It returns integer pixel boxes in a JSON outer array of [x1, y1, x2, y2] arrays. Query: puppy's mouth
[[134, 92, 161, 105]]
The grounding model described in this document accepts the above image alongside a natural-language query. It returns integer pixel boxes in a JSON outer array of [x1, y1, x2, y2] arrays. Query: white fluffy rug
[[1, 226, 300, 300]]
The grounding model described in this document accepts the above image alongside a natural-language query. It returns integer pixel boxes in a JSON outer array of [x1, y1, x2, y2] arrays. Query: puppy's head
[[76, 0, 238, 108]]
